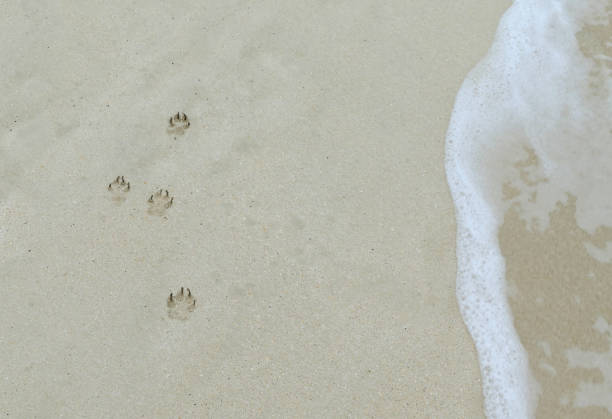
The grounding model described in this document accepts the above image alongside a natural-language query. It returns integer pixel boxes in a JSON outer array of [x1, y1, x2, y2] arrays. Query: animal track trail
[[107, 176, 130, 204], [147, 189, 174, 216], [167, 112, 190, 138], [167, 287, 196, 320]]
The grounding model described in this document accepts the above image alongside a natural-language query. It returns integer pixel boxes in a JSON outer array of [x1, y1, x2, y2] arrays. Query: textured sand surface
[[0, 1, 508, 417]]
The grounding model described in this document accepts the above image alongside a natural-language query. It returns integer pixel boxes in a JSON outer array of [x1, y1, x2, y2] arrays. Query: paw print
[[147, 189, 174, 216], [167, 287, 196, 320], [167, 112, 190, 137], [107, 176, 130, 203]]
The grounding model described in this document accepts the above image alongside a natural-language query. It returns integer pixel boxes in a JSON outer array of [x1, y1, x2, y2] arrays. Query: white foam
[[445, 0, 610, 417]]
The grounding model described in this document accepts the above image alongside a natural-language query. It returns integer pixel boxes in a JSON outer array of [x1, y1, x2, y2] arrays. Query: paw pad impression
[[167, 112, 190, 136], [167, 287, 196, 320], [107, 176, 130, 203], [147, 189, 174, 216]]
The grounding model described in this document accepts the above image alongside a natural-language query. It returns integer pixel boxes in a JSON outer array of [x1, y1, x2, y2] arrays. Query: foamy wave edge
[[445, 0, 609, 417]]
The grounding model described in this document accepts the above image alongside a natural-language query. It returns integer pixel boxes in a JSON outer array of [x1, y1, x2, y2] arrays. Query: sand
[[496, 17, 612, 417], [501, 197, 612, 418], [0, 1, 509, 417]]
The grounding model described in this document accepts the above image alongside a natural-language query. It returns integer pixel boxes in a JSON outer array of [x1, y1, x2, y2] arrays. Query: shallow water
[[446, 0, 611, 417]]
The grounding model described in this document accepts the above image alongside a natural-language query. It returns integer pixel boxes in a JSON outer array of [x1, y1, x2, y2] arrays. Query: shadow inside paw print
[[107, 176, 130, 204], [147, 189, 174, 216], [167, 287, 196, 320], [167, 112, 190, 137]]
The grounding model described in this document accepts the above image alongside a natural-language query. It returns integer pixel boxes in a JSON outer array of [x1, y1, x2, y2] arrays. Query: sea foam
[[445, 0, 611, 417]]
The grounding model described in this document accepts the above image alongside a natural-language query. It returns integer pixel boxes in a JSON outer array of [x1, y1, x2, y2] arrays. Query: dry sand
[[0, 1, 509, 417]]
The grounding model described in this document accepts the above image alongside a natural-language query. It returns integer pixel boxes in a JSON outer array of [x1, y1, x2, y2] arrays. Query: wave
[[445, 0, 611, 417]]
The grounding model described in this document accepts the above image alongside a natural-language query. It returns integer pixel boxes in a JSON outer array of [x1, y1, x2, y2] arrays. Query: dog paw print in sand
[[147, 189, 174, 216], [167, 287, 196, 320], [107, 176, 130, 203], [167, 112, 190, 138]]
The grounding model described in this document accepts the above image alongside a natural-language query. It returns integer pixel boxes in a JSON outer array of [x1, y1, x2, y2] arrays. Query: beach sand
[[498, 18, 612, 417], [501, 197, 612, 418], [0, 1, 509, 417]]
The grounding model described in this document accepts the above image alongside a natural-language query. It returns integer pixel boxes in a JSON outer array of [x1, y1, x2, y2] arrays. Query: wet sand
[[498, 17, 612, 418], [0, 1, 509, 417], [502, 197, 612, 418]]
